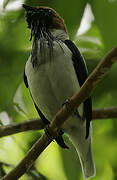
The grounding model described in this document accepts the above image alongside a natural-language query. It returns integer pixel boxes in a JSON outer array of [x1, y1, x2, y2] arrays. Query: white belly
[[25, 41, 83, 123]]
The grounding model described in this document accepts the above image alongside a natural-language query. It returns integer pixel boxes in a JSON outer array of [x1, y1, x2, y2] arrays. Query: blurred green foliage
[[0, 0, 117, 179]]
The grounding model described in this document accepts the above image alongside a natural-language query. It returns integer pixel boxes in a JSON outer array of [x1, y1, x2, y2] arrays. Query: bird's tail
[[67, 125, 95, 179]]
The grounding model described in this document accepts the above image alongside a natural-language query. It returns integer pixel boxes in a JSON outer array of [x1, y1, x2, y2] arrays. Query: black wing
[[24, 70, 29, 88], [64, 40, 92, 138]]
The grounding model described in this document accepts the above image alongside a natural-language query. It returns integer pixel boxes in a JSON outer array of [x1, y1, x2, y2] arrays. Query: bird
[[23, 4, 95, 179]]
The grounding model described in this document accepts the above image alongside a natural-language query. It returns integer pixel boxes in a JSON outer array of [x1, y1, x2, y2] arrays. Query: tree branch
[[92, 107, 117, 120], [0, 106, 117, 139], [0, 119, 45, 138], [2, 46, 117, 180]]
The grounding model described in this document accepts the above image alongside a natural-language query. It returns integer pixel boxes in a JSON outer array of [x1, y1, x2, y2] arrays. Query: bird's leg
[[44, 124, 69, 149]]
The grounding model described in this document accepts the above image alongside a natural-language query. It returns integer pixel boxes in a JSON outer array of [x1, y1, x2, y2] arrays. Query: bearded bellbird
[[23, 4, 95, 179]]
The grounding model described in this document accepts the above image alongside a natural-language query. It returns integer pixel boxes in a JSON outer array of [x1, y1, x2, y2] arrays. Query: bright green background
[[0, 0, 117, 179]]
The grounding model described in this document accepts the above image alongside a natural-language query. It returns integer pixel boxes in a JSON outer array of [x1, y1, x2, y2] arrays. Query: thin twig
[[0, 119, 44, 138], [2, 46, 117, 180], [0, 106, 117, 138], [92, 107, 117, 120]]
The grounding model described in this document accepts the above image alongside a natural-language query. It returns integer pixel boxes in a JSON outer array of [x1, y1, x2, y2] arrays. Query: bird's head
[[23, 4, 67, 40], [23, 4, 68, 67]]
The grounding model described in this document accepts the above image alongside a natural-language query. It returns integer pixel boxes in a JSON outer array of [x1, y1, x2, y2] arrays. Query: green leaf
[[90, 0, 117, 52], [0, 10, 31, 116], [76, 23, 104, 60]]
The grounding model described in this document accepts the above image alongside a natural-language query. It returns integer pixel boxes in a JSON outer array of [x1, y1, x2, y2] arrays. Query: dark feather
[[24, 70, 28, 88], [64, 40, 92, 138]]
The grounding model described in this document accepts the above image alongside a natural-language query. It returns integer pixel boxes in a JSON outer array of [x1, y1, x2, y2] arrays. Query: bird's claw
[[62, 98, 71, 111], [62, 99, 80, 118], [44, 125, 69, 149], [55, 130, 69, 149]]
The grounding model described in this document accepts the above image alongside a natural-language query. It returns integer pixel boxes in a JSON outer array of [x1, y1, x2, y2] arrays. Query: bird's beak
[[22, 4, 37, 12]]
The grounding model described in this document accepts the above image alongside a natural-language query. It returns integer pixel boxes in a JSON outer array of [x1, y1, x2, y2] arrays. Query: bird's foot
[[44, 125, 69, 149], [62, 98, 71, 111], [62, 98, 70, 106], [55, 130, 69, 149]]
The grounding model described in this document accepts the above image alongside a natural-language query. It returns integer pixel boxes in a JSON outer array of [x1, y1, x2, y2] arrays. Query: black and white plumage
[[23, 4, 95, 179]]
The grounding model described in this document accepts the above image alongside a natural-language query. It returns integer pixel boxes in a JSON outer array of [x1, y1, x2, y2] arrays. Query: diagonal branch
[[2, 46, 117, 180], [0, 106, 117, 138]]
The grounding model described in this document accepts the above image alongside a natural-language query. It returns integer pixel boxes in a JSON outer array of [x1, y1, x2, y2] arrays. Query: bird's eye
[[48, 9, 51, 13]]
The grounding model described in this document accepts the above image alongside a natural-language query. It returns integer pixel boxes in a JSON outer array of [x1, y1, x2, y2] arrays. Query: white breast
[[25, 39, 83, 122]]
